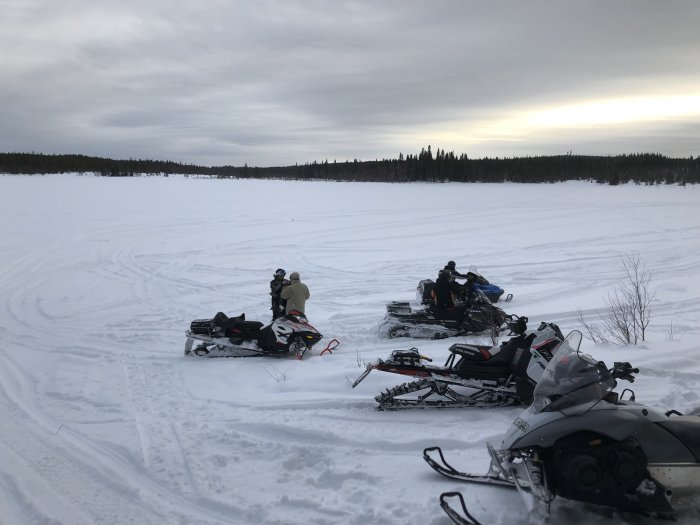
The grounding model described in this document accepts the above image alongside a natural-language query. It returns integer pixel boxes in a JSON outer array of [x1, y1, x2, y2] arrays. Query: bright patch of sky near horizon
[[528, 95, 700, 128], [426, 94, 700, 147]]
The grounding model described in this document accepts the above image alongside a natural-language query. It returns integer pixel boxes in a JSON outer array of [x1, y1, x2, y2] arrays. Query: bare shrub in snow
[[264, 366, 288, 383], [576, 307, 608, 344], [487, 320, 502, 346], [666, 322, 682, 342], [577, 254, 654, 345], [355, 348, 367, 368]]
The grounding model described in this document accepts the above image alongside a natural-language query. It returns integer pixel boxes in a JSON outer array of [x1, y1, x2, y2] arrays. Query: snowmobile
[[354, 316, 564, 410], [418, 270, 512, 304], [379, 287, 509, 339], [185, 310, 323, 359], [424, 330, 700, 523]]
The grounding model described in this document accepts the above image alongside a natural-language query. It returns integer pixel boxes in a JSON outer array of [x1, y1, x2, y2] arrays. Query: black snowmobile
[[379, 287, 510, 340], [355, 316, 564, 409], [185, 310, 323, 359], [425, 330, 700, 523]]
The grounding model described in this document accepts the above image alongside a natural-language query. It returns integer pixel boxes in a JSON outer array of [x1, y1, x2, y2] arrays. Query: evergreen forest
[[1, 148, 699, 185]]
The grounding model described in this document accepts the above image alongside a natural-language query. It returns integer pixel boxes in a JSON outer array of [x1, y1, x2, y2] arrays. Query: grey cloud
[[1, 0, 699, 166]]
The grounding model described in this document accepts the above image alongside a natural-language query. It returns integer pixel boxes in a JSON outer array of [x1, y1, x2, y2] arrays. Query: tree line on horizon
[[1, 148, 699, 185]]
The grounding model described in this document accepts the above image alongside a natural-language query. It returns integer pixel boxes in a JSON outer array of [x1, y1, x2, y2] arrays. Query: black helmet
[[275, 268, 286, 277], [446, 260, 456, 270]]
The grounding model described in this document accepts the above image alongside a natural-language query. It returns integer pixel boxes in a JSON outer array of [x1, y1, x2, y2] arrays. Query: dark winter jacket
[[270, 276, 288, 318], [431, 272, 463, 308], [270, 276, 286, 299], [280, 272, 310, 314]]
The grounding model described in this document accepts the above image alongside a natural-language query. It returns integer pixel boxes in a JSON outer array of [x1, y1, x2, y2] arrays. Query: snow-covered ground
[[1, 174, 699, 525]]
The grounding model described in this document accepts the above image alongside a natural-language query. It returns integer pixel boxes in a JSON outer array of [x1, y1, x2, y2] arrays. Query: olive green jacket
[[280, 280, 310, 314]]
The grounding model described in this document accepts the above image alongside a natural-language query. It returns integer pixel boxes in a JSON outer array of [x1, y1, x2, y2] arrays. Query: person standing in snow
[[280, 271, 310, 314], [270, 268, 289, 320]]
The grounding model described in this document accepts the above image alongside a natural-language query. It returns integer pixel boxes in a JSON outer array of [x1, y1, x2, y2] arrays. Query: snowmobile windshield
[[467, 265, 489, 285], [532, 331, 615, 413]]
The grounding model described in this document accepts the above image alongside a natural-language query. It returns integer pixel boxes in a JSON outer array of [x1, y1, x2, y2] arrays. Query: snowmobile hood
[[502, 398, 673, 450], [501, 331, 672, 450]]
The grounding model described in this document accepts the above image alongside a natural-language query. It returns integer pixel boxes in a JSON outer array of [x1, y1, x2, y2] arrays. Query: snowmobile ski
[[439, 492, 483, 525], [423, 446, 516, 488]]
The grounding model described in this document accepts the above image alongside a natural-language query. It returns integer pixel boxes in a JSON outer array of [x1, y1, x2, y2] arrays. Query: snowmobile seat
[[213, 311, 234, 328], [451, 342, 516, 370], [509, 333, 537, 376], [446, 345, 511, 379], [488, 337, 528, 367], [227, 319, 264, 339], [657, 417, 700, 461], [284, 310, 307, 322], [449, 344, 489, 359], [213, 312, 263, 339]]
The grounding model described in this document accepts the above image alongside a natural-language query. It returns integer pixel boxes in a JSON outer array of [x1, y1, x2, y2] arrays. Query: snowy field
[[1, 174, 699, 525]]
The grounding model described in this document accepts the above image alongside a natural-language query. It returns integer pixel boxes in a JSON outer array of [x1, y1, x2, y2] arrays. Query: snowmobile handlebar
[[504, 314, 528, 335], [611, 361, 639, 383]]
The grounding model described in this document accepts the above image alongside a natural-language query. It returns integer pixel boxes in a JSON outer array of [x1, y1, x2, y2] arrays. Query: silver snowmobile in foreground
[[379, 287, 509, 340], [424, 330, 700, 523], [185, 310, 323, 359], [354, 316, 564, 409]]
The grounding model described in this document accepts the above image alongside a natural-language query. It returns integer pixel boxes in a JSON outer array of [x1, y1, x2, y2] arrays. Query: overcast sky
[[2, 0, 700, 167]]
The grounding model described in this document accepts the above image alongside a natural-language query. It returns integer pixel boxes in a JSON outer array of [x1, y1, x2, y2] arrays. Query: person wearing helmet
[[270, 268, 289, 320], [443, 260, 467, 279]]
